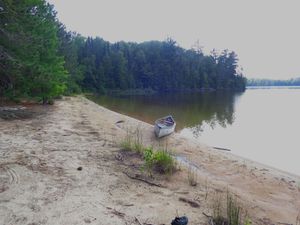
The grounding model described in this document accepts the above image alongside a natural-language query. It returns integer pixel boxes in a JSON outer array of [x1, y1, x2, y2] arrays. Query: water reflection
[[88, 91, 241, 137]]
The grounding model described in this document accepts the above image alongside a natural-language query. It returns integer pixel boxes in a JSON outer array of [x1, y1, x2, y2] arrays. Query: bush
[[143, 147, 175, 174]]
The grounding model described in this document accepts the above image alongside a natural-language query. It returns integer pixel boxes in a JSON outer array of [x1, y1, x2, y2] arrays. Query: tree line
[[247, 78, 300, 86], [0, 0, 246, 103]]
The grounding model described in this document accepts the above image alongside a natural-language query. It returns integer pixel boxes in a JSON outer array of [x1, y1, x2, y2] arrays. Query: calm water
[[88, 87, 300, 176]]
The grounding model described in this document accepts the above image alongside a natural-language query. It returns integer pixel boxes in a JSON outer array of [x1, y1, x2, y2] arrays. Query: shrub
[[143, 147, 175, 175], [152, 150, 175, 174]]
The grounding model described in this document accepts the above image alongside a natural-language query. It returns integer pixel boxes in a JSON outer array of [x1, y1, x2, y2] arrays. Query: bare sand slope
[[0, 96, 299, 225]]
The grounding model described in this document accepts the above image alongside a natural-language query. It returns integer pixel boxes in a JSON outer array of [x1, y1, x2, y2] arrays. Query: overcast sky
[[48, 0, 300, 79]]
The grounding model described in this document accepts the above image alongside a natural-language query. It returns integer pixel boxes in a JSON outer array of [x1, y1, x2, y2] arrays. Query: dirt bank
[[0, 96, 299, 225]]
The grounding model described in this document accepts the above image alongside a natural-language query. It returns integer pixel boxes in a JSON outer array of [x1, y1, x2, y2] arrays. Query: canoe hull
[[154, 115, 176, 138], [154, 124, 176, 138]]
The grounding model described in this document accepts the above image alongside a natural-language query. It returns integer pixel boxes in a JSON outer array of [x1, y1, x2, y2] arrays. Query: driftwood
[[123, 171, 165, 188], [213, 147, 231, 151], [178, 197, 200, 208]]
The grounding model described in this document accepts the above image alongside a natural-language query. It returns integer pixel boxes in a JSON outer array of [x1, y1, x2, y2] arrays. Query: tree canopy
[[0, 0, 246, 102], [0, 0, 67, 102]]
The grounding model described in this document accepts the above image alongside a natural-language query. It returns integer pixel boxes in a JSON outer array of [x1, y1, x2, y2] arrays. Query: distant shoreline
[[246, 85, 300, 89]]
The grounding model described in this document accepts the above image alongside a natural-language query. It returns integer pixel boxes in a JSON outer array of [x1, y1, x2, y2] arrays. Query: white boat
[[154, 115, 176, 138]]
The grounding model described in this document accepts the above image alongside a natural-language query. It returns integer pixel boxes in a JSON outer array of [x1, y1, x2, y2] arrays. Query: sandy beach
[[0, 96, 299, 225]]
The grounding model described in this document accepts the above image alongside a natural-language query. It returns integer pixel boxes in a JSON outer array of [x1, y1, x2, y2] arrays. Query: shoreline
[[88, 94, 300, 180], [0, 96, 299, 225]]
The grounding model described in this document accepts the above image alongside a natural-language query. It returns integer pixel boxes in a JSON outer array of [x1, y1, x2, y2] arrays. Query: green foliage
[[143, 147, 175, 174], [0, 0, 245, 100], [0, 0, 67, 101], [143, 147, 154, 171], [152, 149, 175, 174], [76, 37, 246, 93]]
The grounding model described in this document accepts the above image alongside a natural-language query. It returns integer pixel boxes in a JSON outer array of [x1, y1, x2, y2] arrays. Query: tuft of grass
[[132, 126, 143, 153], [152, 149, 175, 174], [120, 127, 175, 175], [120, 129, 133, 151], [143, 147, 175, 175], [143, 147, 154, 173], [187, 166, 198, 186], [120, 127, 143, 153], [210, 191, 246, 225], [212, 193, 225, 225], [227, 193, 241, 225]]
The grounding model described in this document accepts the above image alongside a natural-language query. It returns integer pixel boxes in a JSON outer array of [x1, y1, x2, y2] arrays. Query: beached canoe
[[154, 115, 176, 138]]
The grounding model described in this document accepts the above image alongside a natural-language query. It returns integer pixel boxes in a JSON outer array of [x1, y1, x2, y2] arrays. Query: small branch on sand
[[213, 147, 231, 151], [123, 171, 165, 188], [178, 197, 200, 208], [202, 212, 215, 225], [134, 217, 142, 225]]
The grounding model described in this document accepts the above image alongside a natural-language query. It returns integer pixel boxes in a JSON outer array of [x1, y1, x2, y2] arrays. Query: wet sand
[[0, 96, 299, 225]]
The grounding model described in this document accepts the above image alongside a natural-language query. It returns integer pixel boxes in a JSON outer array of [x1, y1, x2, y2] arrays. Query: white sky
[[48, 0, 300, 79]]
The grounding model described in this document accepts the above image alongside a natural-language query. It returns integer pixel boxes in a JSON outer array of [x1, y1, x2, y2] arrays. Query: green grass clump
[[143, 147, 175, 174], [120, 127, 175, 175]]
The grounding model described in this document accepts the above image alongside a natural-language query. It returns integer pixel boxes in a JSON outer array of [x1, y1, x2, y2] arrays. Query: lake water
[[88, 87, 300, 176]]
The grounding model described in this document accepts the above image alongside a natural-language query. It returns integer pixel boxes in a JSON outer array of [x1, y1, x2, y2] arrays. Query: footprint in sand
[[3, 166, 20, 185]]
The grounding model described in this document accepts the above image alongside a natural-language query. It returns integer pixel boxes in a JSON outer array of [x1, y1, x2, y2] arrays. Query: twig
[[202, 212, 215, 225], [178, 197, 200, 208], [123, 171, 166, 188], [202, 212, 212, 218], [213, 147, 231, 151], [134, 217, 142, 225]]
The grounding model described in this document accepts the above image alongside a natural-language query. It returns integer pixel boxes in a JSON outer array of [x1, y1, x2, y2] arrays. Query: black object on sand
[[171, 216, 188, 225]]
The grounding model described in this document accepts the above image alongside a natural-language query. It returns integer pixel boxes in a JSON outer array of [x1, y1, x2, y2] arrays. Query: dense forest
[[247, 78, 300, 86], [0, 0, 246, 103]]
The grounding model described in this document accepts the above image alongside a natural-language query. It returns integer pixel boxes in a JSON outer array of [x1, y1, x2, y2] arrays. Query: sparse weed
[[132, 126, 143, 153], [227, 193, 241, 225], [187, 166, 197, 186], [120, 129, 133, 151], [210, 191, 247, 225], [120, 127, 175, 175]]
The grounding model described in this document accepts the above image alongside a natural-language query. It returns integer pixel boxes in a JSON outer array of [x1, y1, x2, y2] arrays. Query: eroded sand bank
[[0, 96, 299, 225]]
